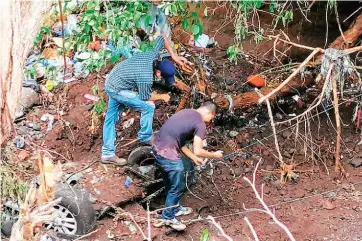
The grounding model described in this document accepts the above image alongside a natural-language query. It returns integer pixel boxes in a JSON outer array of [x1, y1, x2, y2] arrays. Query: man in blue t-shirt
[[101, 35, 187, 166], [152, 102, 223, 231]]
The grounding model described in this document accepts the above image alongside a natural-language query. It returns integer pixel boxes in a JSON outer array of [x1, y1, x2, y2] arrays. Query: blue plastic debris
[[124, 176, 133, 188]]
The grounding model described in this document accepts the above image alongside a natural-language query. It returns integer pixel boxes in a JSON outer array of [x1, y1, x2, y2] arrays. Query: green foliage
[[0, 165, 28, 201], [227, 45, 240, 63], [94, 98, 106, 114], [200, 229, 209, 241], [34, 26, 51, 46]]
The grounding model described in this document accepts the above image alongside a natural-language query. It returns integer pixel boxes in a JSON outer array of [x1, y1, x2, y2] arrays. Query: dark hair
[[199, 101, 217, 115]]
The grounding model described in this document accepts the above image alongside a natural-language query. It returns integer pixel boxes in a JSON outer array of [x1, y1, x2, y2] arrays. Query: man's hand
[[192, 157, 205, 166], [172, 56, 188, 66], [213, 150, 224, 159], [162, 94, 170, 103]]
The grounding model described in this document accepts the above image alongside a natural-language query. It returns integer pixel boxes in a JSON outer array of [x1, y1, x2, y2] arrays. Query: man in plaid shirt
[[101, 35, 187, 165]]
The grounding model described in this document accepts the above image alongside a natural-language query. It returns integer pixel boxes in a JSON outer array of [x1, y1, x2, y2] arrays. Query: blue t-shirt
[[152, 109, 206, 160]]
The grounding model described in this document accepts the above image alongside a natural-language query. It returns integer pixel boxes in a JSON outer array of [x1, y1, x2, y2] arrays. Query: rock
[[18, 126, 29, 135], [282, 151, 292, 158], [31, 123, 41, 131], [18, 150, 30, 160], [279, 189, 287, 196], [288, 148, 296, 155], [221, 176, 226, 181], [211, 93, 218, 99], [322, 200, 336, 210], [276, 113, 283, 120], [229, 131, 239, 138], [351, 158, 362, 168], [37, 133, 44, 140], [16, 87, 40, 113], [282, 130, 291, 139]]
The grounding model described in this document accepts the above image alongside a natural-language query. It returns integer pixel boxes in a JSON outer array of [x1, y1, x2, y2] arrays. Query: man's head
[[154, 60, 176, 86], [197, 101, 217, 123]]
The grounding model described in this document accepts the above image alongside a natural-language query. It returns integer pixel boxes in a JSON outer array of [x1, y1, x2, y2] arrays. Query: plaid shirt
[[105, 36, 165, 100]]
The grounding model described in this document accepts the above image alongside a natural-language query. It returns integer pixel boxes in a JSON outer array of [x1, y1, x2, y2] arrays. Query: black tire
[[53, 182, 96, 235], [128, 145, 155, 166]]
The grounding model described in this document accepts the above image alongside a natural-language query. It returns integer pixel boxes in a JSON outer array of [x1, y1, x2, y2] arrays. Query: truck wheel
[[45, 182, 96, 235], [128, 145, 155, 166]]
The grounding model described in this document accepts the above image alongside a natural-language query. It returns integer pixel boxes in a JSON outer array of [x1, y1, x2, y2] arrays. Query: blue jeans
[[155, 154, 194, 220], [101, 89, 155, 158]]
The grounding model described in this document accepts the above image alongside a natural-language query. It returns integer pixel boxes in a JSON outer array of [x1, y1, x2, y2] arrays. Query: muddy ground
[[8, 1, 362, 240]]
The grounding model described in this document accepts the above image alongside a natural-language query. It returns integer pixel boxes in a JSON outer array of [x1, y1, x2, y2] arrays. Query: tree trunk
[[0, 0, 52, 145]]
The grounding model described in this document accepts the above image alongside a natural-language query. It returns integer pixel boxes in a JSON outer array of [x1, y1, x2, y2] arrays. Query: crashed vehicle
[[1, 177, 96, 239]]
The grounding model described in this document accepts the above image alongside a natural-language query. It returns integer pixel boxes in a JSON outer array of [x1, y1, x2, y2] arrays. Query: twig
[[266, 99, 284, 164], [73, 229, 99, 241], [128, 213, 148, 241], [332, 75, 346, 175], [259, 47, 321, 103], [343, 6, 362, 22], [65, 160, 98, 181], [147, 202, 151, 241], [268, 35, 325, 52], [243, 216, 260, 241], [243, 159, 296, 241], [206, 215, 233, 241]]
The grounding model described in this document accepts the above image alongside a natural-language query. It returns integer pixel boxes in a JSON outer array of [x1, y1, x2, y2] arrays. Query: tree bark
[[214, 74, 314, 110], [330, 13, 362, 49], [0, 0, 52, 145]]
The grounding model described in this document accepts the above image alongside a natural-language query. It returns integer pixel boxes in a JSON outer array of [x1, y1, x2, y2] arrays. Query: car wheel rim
[[45, 204, 77, 235]]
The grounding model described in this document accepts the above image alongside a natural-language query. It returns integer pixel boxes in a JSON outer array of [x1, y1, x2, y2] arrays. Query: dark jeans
[[155, 153, 194, 220]]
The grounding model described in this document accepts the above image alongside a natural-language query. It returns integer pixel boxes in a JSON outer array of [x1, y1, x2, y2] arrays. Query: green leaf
[[94, 98, 105, 114], [200, 229, 209, 241], [191, 11, 198, 19], [255, 0, 262, 8], [182, 17, 190, 31], [196, 3, 201, 8], [111, 54, 120, 64], [191, 24, 200, 35], [203, 7, 208, 16], [144, 15, 151, 26], [88, 19, 96, 26], [170, 4, 177, 15]]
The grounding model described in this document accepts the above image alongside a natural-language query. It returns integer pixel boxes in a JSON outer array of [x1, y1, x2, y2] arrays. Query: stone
[[18, 126, 29, 135], [31, 123, 41, 131], [283, 151, 292, 158], [229, 131, 239, 138], [351, 157, 362, 168], [276, 113, 283, 120], [322, 200, 336, 210], [282, 130, 292, 139], [225, 78, 233, 85], [288, 148, 296, 155], [16, 87, 40, 113], [18, 150, 30, 160]]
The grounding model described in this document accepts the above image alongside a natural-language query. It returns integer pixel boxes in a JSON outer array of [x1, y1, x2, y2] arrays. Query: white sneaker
[[154, 218, 186, 231], [175, 206, 193, 217]]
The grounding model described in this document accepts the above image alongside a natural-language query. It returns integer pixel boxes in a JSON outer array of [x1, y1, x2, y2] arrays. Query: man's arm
[[181, 146, 204, 166], [161, 34, 187, 66], [193, 135, 223, 159]]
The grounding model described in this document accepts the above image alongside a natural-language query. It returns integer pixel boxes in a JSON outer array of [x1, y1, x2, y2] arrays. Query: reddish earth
[[12, 2, 362, 240]]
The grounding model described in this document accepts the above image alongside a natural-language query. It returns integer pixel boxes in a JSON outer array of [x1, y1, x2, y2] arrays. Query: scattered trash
[[41, 48, 59, 60], [138, 165, 154, 175], [15, 111, 25, 119], [22, 80, 40, 92], [195, 34, 210, 48], [75, 52, 91, 60], [229, 130, 239, 138], [292, 95, 304, 107], [211, 93, 218, 99], [52, 37, 64, 48], [74, 62, 90, 79], [124, 176, 133, 188], [65, 14, 78, 36], [47, 115, 55, 131], [247, 75, 265, 88], [90, 175, 104, 185], [124, 221, 137, 234], [45, 80, 54, 91], [40, 114, 50, 122], [84, 94, 100, 102], [122, 118, 135, 129], [15, 137, 25, 149], [64, 76, 77, 84]]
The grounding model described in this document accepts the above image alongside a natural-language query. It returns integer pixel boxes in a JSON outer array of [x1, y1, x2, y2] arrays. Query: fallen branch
[[206, 216, 233, 241], [332, 75, 346, 176], [243, 159, 296, 241], [243, 216, 260, 241], [73, 229, 99, 241]]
